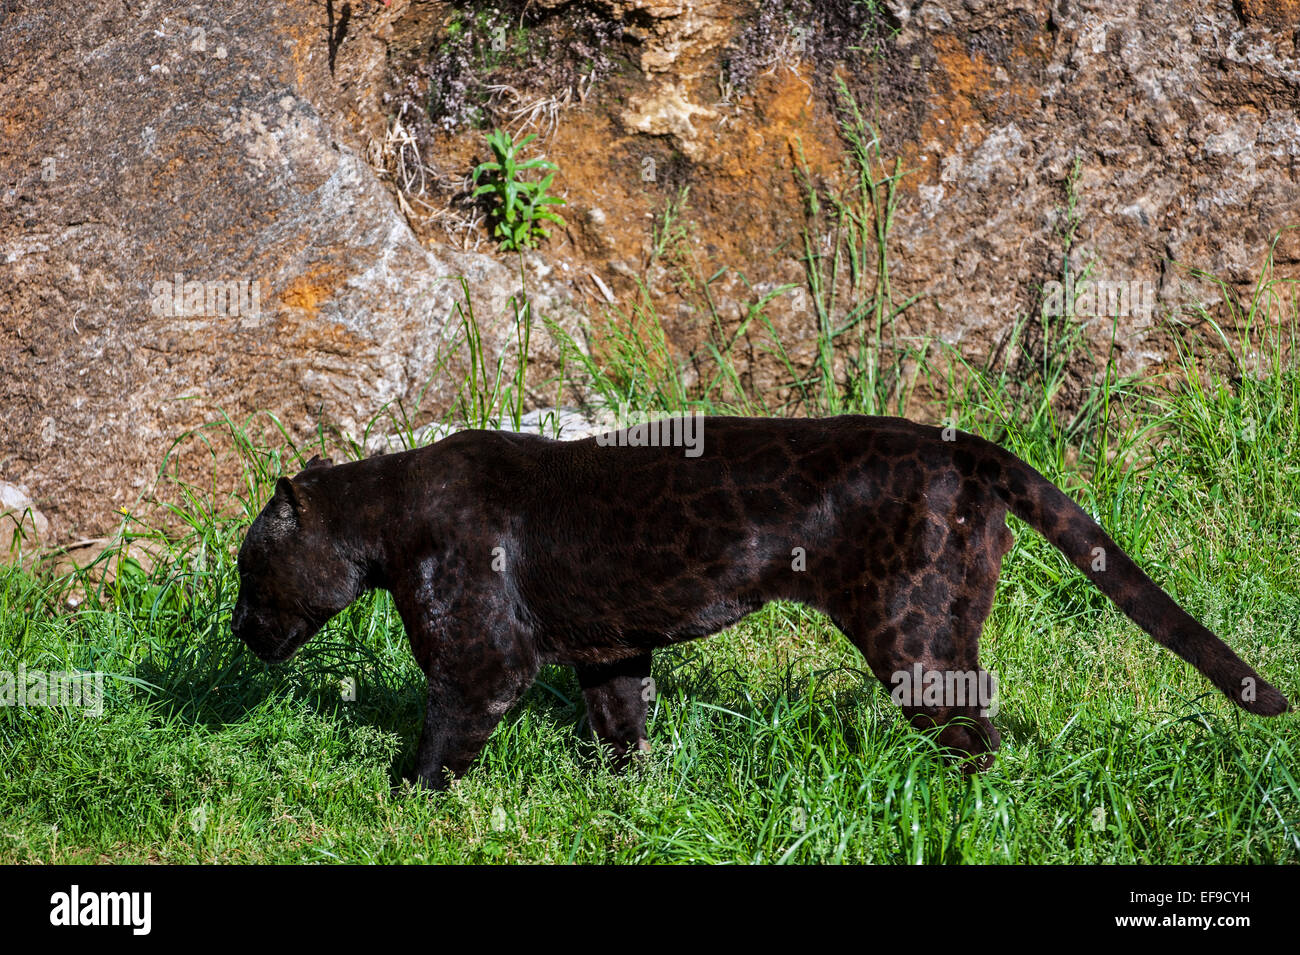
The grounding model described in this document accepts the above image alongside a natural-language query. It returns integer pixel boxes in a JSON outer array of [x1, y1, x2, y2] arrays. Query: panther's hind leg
[[575, 652, 653, 767], [854, 608, 1001, 771], [836, 513, 1012, 771]]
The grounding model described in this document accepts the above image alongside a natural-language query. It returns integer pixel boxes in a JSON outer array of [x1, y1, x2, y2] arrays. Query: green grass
[[1, 555, 1296, 862], [2, 104, 1298, 862]]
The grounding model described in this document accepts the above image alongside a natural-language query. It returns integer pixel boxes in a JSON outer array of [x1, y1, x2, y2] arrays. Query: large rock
[[0, 0, 583, 543]]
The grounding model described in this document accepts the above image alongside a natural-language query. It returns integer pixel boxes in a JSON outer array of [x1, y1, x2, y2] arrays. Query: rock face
[[555, 0, 1300, 367], [384, 0, 1300, 402], [2, 0, 1298, 546], [872, 0, 1300, 362]]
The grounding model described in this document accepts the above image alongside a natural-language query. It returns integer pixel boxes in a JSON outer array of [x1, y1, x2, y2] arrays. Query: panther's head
[[231, 457, 363, 663]]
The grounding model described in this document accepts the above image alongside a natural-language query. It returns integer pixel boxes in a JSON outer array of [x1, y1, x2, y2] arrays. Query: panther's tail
[[976, 439, 1289, 716]]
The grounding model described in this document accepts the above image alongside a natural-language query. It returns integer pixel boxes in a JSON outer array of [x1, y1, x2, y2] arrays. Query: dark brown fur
[[232, 416, 1289, 788]]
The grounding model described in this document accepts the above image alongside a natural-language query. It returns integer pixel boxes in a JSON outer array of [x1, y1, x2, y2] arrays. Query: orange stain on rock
[[279, 265, 348, 316], [893, 33, 1045, 193], [719, 66, 841, 186]]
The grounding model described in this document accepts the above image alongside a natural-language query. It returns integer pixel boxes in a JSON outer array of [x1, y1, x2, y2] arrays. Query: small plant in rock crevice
[[472, 129, 567, 251]]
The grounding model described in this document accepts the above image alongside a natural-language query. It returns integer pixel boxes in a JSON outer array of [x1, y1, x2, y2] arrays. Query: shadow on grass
[[124, 610, 921, 788]]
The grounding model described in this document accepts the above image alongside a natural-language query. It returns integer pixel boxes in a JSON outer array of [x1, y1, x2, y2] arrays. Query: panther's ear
[[303, 454, 334, 470], [272, 476, 303, 521]]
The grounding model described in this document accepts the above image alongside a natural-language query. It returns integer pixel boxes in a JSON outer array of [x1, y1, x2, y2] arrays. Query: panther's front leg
[[575, 653, 653, 766], [402, 597, 540, 791], [413, 662, 537, 790]]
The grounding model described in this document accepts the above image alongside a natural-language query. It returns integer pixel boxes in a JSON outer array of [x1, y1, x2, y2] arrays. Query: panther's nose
[[257, 643, 294, 664]]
